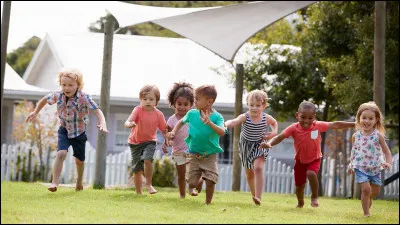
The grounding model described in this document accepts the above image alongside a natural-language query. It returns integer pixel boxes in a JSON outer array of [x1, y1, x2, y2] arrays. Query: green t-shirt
[[182, 109, 225, 156]]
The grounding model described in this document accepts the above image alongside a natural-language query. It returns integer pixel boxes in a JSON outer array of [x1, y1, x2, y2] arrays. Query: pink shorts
[[293, 158, 321, 186]]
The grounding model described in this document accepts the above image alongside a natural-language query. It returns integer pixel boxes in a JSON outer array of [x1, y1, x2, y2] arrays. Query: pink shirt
[[127, 105, 167, 145], [167, 114, 189, 153], [283, 121, 329, 164]]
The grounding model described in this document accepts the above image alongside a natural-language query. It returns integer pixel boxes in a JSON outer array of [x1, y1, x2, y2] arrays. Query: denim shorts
[[58, 127, 87, 162], [129, 141, 156, 173], [354, 168, 382, 186]]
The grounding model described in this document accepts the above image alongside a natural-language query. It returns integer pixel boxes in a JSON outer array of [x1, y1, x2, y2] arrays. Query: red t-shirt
[[127, 105, 167, 144], [282, 121, 329, 164]]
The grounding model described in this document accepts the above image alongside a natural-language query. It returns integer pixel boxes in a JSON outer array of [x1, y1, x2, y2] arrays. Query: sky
[[1, 1, 109, 53]]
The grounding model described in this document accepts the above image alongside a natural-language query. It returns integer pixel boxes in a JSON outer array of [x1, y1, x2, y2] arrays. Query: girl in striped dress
[[225, 89, 278, 205]]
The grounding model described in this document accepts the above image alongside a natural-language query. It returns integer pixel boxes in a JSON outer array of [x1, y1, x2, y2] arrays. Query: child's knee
[[205, 179, 215, 187], [56, 151, 68, 160]]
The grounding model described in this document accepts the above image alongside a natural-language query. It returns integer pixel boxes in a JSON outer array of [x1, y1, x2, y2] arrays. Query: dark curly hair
[[167, 82, 194, 107]]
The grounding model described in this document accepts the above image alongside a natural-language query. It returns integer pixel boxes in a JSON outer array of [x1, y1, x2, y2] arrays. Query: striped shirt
[[239, 112, 270, 169], [47, 90, 99, 138]]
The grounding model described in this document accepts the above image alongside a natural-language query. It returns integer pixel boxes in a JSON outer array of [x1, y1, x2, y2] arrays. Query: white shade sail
[[151, 1, 317, 62]]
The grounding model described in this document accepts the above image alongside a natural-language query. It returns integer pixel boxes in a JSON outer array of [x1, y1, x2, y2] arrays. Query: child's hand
[[162, 143, 168, 154], [259, 141, 272, 149], [97, 122, 109, 133], [200, 110, 211, 126], [166, 132, 175, 140], [381, 162, 392, 170], [347, 167, 354, 175], [26, 111, 38, 123], [126, 121, 136, 128]]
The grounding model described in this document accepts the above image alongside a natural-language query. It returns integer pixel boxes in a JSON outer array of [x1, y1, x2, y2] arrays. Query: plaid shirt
[[47, 90, 99, 138]]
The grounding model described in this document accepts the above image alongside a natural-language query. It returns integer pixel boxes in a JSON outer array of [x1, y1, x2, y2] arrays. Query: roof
[[24, 32, 241, 105]]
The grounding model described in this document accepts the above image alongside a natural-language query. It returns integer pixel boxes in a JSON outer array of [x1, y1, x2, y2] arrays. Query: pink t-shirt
[[167, 114, 189, 153], [283, 121, 329, 164], [127, 105, 167, 145]]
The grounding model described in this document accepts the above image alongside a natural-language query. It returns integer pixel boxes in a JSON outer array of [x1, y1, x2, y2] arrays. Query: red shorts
[[293, 158, 321, 186]]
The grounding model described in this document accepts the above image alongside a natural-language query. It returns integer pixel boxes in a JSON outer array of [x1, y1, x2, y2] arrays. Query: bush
[[152, 156, 176, 187]]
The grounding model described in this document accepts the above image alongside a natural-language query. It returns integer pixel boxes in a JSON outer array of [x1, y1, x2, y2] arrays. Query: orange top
[[283, 121, 329, 164], [127, 105, 167, 145]]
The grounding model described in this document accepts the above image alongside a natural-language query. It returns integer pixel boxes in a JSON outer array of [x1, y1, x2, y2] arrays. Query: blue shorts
[[58, 127, 87, 162], [354, 168, 382, 186]]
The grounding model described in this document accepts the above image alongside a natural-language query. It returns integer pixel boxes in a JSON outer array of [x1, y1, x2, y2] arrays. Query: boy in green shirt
[[167, 85, 226, 205]]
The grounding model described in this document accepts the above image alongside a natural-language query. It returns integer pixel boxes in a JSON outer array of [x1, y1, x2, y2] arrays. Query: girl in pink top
[[347, 102, 392, 217], [163, 82, 197, 198], [261, 101, 354, 208], [124, 85, 167, 195]]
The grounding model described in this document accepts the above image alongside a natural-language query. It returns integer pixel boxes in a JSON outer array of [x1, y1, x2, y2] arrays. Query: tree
[[6, 36, 41, 77], [12, 100, 58, 181]]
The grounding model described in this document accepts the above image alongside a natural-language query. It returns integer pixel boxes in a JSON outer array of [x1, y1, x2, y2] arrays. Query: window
[[114, 114, 131, 152]]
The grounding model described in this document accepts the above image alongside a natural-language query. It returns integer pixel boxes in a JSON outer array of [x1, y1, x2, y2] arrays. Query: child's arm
[[224, 114, 246, 128], [347, 133, 356, 174], [162, 125, 173, 153], [260, 132, 286, 149], [167, 118, 184, 140], [328, 121, 355, 130], [263, 115, 278, 140], [200, 110, 225, 136], [378, 132, 393, 169], [26, 96, 47, 123], [94, 109, 109, 133]]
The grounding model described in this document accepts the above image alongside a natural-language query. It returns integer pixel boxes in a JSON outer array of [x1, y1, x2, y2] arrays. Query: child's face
[[140, 92, 157, 111], [194, 94, 210, 111], [359, 109, 377, 132], [60, 75, 78, 98], [296, 108, 315, 129], [174, 96, 192, 117], [247, 98, 266, 118]]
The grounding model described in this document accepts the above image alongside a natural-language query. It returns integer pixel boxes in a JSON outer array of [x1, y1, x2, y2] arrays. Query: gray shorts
[[129, 141, 156, 173]]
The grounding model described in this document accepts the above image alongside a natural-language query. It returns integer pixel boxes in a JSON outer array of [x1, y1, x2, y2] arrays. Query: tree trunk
[[374, 1, 386, 199], [1, 1, 11, 122], [232, 64, 243, 191], [94, 15, 114, 189]]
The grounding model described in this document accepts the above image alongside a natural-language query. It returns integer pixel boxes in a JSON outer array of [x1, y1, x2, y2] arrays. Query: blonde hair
[[246, 89, 269, 106], [57, 68, 84, 91], [355, 101, 385, 135], [139, 85, 161, 104]]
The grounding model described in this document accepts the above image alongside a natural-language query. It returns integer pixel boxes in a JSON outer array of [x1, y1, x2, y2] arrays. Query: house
[[4, 32, 300, 166]]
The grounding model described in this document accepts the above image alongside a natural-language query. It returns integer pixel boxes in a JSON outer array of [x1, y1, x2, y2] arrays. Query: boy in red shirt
[[261, 101, 354, 208]]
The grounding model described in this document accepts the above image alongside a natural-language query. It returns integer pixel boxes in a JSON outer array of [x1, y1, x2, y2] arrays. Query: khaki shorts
[[186, 153, 218, 185], [172, 151, 187, 166]]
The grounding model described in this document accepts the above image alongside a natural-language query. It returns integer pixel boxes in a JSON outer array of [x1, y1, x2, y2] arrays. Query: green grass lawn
[[1, 181, 398, 224]]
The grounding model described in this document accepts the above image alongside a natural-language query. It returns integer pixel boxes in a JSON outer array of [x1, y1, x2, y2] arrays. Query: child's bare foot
[[48, 184, 58, 192], [311, 198, 319, 207], [180, 195, 185, 199], [296, 199, 304, 208], [146, 185, 157, 194], [364, 214, 370, 217], [252, 196, 261, 206], [196, 178, 204, 193], [189, 188, 198, 196]]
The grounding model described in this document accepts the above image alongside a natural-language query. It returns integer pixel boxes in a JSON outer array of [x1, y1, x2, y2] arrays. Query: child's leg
[[144, 159, 157, 194], [176, 164, 186, 198], [306, 170, 319, 207], [134, 171, 143, 194], [360, 182, 372, 216], [295, 184, 305, 208], [48, 150, 68, 192], [254, 156, 265, 201], [205, 179, 215, 205], [369, 183, 381, 209], [74, 158, 84, 191], [245, 168, 255, 197]]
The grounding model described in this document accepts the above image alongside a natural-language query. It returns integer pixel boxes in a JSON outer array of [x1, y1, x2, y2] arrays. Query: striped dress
[[239, 112, 270, 169]]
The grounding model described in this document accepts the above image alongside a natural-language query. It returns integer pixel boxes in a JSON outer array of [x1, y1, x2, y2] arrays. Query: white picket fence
[[1, 142, 398, 199]]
